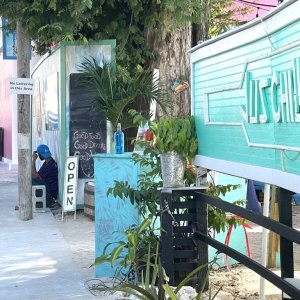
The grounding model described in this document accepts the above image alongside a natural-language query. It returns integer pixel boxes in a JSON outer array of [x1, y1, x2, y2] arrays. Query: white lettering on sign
[[240, 57, 300, 124], [63, 156, 79, 212], [9, 78, 35, 95]]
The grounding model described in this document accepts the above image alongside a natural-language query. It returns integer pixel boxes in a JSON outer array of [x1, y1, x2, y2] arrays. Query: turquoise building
[[189, 0, 300, 195]]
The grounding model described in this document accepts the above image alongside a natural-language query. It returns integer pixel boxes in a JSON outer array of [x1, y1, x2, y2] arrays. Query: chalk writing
[[71, 130, 106, 178], [69, 73, 107, 179]]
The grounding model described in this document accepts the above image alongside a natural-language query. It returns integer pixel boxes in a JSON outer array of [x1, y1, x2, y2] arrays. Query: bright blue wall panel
[[94, 153, 140, 277]]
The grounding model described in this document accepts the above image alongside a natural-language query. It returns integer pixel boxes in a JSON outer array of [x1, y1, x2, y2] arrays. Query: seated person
[[32, 144, 59, 208]]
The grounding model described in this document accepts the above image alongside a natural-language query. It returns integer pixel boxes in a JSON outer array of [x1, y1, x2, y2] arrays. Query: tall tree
[[1, 1, 248, 117], [0, 0, 249, 120], [70, 0, 248, 117], [0, 1, 249, 218], [0, 0, 92, 220]]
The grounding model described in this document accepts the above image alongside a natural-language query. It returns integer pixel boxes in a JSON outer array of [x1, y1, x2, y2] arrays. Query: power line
[[235, 0, 273, 12], [236, 0, 277, 8], [236, 1, 268, 12]]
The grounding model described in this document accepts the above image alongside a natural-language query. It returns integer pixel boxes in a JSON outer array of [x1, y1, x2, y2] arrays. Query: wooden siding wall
[[192, 17, 300, 180]]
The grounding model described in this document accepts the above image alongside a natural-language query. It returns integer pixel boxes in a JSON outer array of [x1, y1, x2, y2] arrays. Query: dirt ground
[[53, 206, 300, 299]]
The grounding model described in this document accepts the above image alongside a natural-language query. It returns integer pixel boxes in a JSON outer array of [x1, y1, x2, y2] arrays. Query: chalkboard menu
[[69, 73, 106, 178]]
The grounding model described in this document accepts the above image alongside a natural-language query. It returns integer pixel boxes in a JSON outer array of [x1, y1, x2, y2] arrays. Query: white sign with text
[[63, 156, 79, 213], [10, 78, 35, 95]]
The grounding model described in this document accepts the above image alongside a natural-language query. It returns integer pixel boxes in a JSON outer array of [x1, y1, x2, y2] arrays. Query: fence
[[160, 188, 300, 299]]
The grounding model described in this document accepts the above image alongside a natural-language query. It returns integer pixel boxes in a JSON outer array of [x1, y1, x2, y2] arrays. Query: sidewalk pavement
[[0, 162, 99, 299]]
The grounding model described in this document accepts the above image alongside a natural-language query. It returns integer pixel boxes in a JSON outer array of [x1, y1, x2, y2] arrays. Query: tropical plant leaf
[[121, 283, 157, 300], [127, 246, 136, 264], [92, 254, 109, 267], [110, 243, 126, 266], [150, 116, 198, 161], [162, 284, 177, 300], [77, 57, 171, 130], [197, 264, 210, 298], [144, 244, 151, 289], [136, 217, 152, 235], [127, 232, 138, 247], [174, 261, 209, 294]]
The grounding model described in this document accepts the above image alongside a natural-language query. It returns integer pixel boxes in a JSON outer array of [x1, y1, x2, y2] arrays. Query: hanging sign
[[10, 78, 35, 95], [189, 0, 300, 194], [63, 156, 79, 213]]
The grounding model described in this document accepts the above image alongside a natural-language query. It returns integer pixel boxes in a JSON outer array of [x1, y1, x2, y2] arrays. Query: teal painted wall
[[191, 11, 300, 187], [94, 153, 140, 277]]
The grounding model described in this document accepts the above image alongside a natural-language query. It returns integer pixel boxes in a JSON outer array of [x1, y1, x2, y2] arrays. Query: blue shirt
[[38, 158, 58, 199]]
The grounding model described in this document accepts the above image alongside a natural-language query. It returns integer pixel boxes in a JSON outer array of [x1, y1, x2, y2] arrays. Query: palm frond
[[77, 57, 171, 130]]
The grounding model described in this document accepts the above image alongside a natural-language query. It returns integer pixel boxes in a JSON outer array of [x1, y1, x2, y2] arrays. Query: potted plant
[[149, 115, 198, 187], [77, 57, 171, 151]]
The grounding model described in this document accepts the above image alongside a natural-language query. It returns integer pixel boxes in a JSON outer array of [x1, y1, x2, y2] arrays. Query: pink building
[[234, 0, 279, 21], [0, 19, 17, 163], [0, 60, 17, 163]]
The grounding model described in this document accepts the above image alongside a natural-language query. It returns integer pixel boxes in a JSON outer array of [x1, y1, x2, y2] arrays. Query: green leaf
[[127, 233, 138, 247], [136, 217, 152, 235], [121, 283, 157, 300], [163, 284, 177, 299], [174, 261, 209, 294], [144, 244, 151, 288], [128, 246, 136, 263], [93, 254, 109, 267], [110, 244, 126, 266], [90, 285, 148, 300]]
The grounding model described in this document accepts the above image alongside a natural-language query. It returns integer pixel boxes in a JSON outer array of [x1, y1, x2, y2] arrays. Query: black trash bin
[[0, 127, 3, 161]]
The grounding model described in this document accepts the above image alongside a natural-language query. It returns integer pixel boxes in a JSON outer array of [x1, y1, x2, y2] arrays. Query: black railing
[[160, 188, 300, 299], [160, 188, 208, 289]]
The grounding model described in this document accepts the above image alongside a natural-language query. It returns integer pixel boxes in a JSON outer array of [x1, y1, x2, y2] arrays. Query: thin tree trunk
[[17, 21, 32, 221]]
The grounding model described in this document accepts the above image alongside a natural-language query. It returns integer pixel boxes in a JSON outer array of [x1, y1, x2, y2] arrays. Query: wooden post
[[17, 21, 32, 221], [195, 193, 208, 292], [278, 189, 294, 273], [267, 186, 279, 267]]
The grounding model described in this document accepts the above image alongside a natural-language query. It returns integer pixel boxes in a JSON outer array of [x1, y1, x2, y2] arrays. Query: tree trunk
[[145, 23, 192, 118], [192, 0, 212, 45], [17, 21, 32, 221], [192, 23, 209, 46], [144, 2, 212, 119]]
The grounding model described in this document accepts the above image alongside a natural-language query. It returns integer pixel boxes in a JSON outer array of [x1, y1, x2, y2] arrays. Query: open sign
[[63, 156, 79, 213]]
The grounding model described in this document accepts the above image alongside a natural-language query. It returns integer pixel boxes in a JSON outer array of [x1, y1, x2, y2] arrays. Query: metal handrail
[[194, 191, 300, 244], [192, 190, 300, 299]]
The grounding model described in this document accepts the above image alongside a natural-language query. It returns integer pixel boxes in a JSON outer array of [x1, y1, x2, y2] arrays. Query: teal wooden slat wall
[[94, 153, 140, 277], [190, 0, 300, 193]]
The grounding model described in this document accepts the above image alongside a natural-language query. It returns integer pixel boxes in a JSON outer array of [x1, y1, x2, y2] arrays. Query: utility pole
[[17, 21, 32, 220]]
